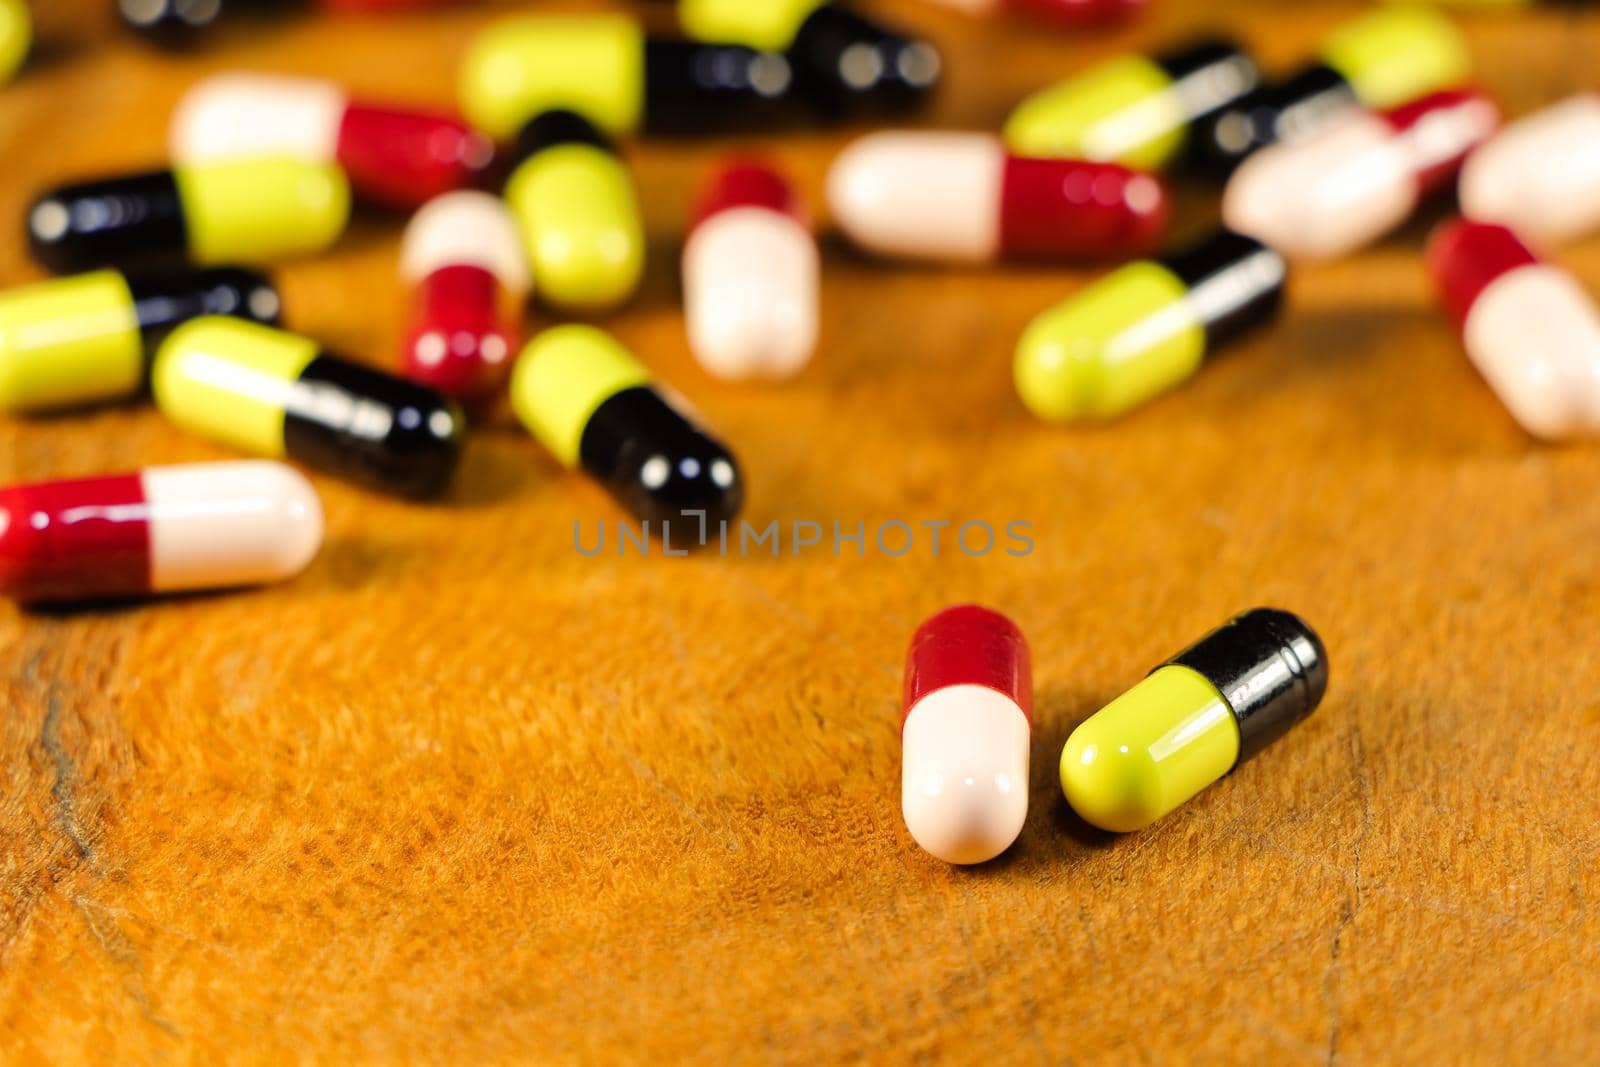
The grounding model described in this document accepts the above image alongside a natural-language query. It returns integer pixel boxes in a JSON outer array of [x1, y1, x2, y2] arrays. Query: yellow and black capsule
[[511, 324, 742, 532], [27, 158, 350, 274], [504, 110, 645, 313], [1061, 608, 1327, 833], [0, 267, 279, 412], [153, 317, 463, 499], [674, 0, 941, 116]]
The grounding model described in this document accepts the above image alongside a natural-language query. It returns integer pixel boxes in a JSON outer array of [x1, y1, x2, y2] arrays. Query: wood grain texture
[[2, 1, 1599, 1062]]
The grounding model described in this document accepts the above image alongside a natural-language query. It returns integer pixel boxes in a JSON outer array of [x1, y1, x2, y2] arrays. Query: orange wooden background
[[2, 0, 1598, 1062]]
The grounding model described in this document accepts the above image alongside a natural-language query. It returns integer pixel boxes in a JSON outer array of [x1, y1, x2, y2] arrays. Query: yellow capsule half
[[0, 272, 142, 411], [1320, 5, 1470, 110], [505, 144, 645, 312], [1060, 665, 1241, 833], [678, 0, 823, 50], [175, 159, 351, 267], [1004, 55, 1188, 171], [0, 0, 29, 84], [459, 15, 646, 142], [153, 317, 320, 458]]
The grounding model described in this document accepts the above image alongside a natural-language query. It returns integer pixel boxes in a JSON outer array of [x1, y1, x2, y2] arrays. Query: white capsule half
[[143, 461, 324, 591], [1461, 95, 1600, 246], [1225, 112, 1416, 261], [828, 131, 1003, 262], [901, 684, 1030, 865], [683, 207, 819, 380], [400, 190, 531, 294], [1464, 266, 1600, 439], [170, 73, 347, 164]]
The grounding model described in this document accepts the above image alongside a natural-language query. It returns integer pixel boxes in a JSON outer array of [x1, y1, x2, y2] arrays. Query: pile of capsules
[[0, 0, 1597, 852]]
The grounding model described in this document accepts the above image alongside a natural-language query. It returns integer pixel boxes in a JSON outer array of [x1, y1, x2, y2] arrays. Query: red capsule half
[[171, 73, 496, 208], [901, 605, 1033, 865], [1429, 220, 1600, 439], [829, 131, 1168, 262], [400, 191, 531, 402]]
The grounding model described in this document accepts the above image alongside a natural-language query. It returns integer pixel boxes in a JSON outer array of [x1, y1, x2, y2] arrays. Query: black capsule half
[[789, 4, 941, 116], [1154, 38, 1263, 142], [642, 39, 799, 134], [283, 356, 464, 500], [1166, 608, 1328, 764], [28, 171, 188, 275], [126, 267, 281, 340], [510, 109, 615, 166], [1162, 228, 1287, 350], [1185, 65, 1359, 179], [579, 386, 743, 534]]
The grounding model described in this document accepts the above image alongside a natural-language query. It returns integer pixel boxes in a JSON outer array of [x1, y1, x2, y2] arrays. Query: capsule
[[828, 131, 1169, 263], [27, 159, 350, 275], [901, 605, 1032, 865], [1225, 89, 1499, 261], [917, 0, 1146, 26], [117, 0, 469, 46], [170, 74, 494, 209], [1189, 6, 1471, 177], [1061, 608, 1327, 833], [1428, 220, 1600, 439], [1015, 228, 1286, 421], [1004, 38, 1260, 171], [1, 0, 29, 83], [675, 0, 941, 115], [0, 267, 279, 413], [460, 14, 796, 142], [399, 192, 530, 403], [1460, 94, 1600, 246], [511, 325, 742, 531], [684, 160, 819, 381], [0, 461, 322, 604], [504, 111, 644, 313], [153, 318, 463, 498]]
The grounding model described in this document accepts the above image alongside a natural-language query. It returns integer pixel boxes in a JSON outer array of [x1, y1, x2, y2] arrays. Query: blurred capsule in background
[[27, 159, 350, 274], [1005, 38, 1259, 170], [1190, 5, 1470, 178], [1461, 94, 1600, 247], [675, 0, 941, 115], [511, 325, 742, 533], [901, 604, 1032, 865], [0, 462, 322, 604], [829, 131, 1168, 263], [918, 0, 1145, 27], [1429, 220, 1600, 439], [1060, 608, 1327, 833], [0, 267, 279, 412], [1225, 88, 1499, 261], [0, 0, 29, 83], [154, 318, 464, 498], [119, 0, 472, 46], [1015, 228, 1286, 421], [684, 160, 818, 381], [170, 73, 494, 209], [399, 191, 530, 403], [504, 110, 644, 313], [460, 14, 795, 142]]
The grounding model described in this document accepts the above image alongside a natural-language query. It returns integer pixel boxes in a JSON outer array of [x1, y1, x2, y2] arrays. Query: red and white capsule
[[0, 461, 323, 603], [828, 131, 1168, 263], [683, 160, 819, 381], [1429, 220, 1600, 440], [1461, 94, 1600, 247], [1225, 88, 1500, 261], [170, 73, 496, 208], [902, 604, 1032, 865], [399, 191, 530, 402], [917, 0, 1146, 26]]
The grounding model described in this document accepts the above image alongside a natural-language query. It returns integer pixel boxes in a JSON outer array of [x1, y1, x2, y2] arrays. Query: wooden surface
[[2, 1, 1599, 1062]]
